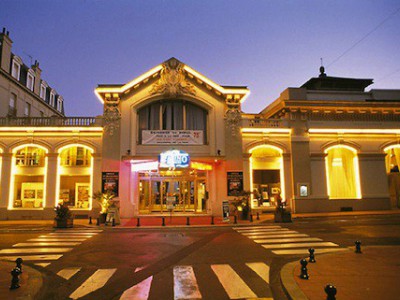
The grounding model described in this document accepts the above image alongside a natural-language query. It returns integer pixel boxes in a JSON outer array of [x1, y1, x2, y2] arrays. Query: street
[[1, 214, 400, 300]]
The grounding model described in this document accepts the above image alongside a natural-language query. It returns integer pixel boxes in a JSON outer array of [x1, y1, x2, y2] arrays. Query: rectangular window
[[27, 73, 34, 91], [57, 98, 62, 111], [8, 93, 17, 116], [50, 93, 55, 106], [11, 61, 20, 80], [40, 85, 46, 99], [24, 103, 31, 117]]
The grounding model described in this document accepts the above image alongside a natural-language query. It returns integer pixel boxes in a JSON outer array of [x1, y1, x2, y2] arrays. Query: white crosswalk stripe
[[234, 225, 346, 255], [173, 266, 202, 299], [117, 262, 273, 300], [69, 268, 117, 299], [57, 267, 82, 280], [211, 264, 257, 299], [0, 229, 102, 264]]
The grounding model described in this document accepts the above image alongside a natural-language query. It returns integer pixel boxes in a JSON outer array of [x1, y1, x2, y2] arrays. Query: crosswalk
[[52, 262, 274, 300], [233, 225, 348, 255], [0, 229, 102, 267]]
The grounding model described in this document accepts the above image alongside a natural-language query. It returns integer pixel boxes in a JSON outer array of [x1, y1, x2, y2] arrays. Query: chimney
[[0, 27, 13, 72], [32, 60, 42, 96]]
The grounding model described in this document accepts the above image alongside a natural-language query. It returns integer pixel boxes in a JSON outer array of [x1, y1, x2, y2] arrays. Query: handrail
[[0, 117, 103, 127]]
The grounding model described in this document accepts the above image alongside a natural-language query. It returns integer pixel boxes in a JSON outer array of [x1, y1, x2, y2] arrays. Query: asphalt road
[[0, 214, 399, 300]]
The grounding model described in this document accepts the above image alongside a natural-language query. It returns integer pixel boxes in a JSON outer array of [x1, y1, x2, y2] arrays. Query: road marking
[[120, 276, 153, 300], [262, 242, 338, 249], [29, 238, 87, 242], [234, 226, 282, 230], [57, 267, 82, 280], [254, 237, 322, 244], [48, 233, 97, 236], [39, 235, 92, 238], [13, 242, 81, 247], [35, 263, 51, 267], [0, 247, 73, 254], [236, 228, 288, 233], [246, 262, 270, 284], [69, 269, 117, 299], [173, 265, 202, 300], [243, 231, 300, 237], [248, 233, 309, 239], [0, 254, 63, 261], [272, 248, 349, 255], [211, 264, 257, 299], [240, 228, 290, 235]]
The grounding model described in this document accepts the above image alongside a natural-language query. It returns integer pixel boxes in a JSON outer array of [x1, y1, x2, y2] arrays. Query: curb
[[280, 260, 309, 300]]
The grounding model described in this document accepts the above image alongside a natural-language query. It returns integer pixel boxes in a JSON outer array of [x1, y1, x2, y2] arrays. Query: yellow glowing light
[[0, 127, 103, 132], [241, 128, 292, 134], [95, 65, 164, 104], [8, 144, 49, 210], [383, 144, 400, 152], [309, 128, 400, 134], [190, 162, 213, 171], [249, 144, 285, 204], [56, 144, 95, 210]]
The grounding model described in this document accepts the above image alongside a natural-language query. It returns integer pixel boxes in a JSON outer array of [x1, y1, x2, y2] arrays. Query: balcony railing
[[0, 117, 103, 127]]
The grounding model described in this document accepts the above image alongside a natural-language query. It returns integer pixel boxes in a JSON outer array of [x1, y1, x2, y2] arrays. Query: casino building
[[1, 47, 400, 220]]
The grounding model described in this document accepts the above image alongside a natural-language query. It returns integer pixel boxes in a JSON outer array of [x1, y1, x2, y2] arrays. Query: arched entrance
[[249, 145, 285, 209]]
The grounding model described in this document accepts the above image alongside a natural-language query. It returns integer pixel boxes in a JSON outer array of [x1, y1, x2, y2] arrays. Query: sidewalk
[[281, 246, 400, 300], [0, 260, 43, 300]]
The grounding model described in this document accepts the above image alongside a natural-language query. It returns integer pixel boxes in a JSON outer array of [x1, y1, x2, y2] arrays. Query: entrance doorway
[[138, 170, 207, 214], [250, 145, 285, 209]]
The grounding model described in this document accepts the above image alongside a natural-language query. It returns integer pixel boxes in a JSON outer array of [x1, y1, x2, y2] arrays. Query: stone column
[[45, 153, 58, 208], [0, 153, 13, 212]]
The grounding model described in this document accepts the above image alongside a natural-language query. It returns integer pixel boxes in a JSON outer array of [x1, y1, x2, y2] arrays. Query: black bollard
[[256, 212, 260, 220], [308, 248, 316, 263], [112, 218, 116, 227], [234, 215, 237, 224], [250, 214, 253, 222], [186, 217, 190, 226], [211, 216, 214, 225], [137, 217, 141, 227], [355, 240, 362, 253], [325, 284, 337, 300], [15, 258, 23, 273], [299, 259, 309, 279], [10, 267, 21, 290], [162, 217, 165, 226]]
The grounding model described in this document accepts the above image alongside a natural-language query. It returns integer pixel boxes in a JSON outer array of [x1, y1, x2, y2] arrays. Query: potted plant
[[274, 194, 292, 223], [93, 191, 115, 223], [230, 190, 251, 220], [54, 203, 73, 228]]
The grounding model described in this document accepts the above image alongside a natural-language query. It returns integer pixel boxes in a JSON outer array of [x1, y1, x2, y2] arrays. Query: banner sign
[[159, 150, 190, 169], [142, 130, 203, 145]]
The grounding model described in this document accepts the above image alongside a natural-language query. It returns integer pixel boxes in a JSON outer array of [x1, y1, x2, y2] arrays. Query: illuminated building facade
[[1, 56, 400, 220]]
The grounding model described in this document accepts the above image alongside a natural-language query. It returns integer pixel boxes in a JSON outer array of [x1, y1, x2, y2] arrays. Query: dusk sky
[[1, 1, 399, 116]]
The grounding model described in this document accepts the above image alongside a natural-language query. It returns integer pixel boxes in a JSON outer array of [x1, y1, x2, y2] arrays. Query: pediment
[[95, 57, 249, 106]]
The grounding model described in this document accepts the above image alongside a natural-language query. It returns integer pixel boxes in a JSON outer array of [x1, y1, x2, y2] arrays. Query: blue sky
[[1, 0, 399, 116]]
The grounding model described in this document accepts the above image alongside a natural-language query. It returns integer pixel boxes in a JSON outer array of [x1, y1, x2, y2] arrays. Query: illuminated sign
[[159, 150, 190, 168]]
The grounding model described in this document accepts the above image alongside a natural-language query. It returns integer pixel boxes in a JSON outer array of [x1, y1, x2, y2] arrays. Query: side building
[[0, 28, 64, 118]]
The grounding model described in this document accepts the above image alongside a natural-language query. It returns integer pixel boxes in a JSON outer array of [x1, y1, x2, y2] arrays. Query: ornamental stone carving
[[149, 59, 196, 97], [103, 103, 121, 136], [225, 107, 242, 136]]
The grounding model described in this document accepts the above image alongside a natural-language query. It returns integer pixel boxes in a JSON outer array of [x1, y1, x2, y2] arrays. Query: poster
[[75, 183, 90, 208], [227, 171, 243, 196], [102, 172, 119, 196]]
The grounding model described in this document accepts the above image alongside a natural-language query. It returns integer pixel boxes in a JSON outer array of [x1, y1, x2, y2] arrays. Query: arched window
[[138, 100, 207, 144], [57, 145, 93, 209], [10, 145, 48, 209], [325, 145, 361, 199], [60, 146, 92, 167]]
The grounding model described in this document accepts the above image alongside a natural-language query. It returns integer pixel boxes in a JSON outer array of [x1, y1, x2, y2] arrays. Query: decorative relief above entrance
[[103, 101, 121, 136], [149, 58, 196, 97]]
